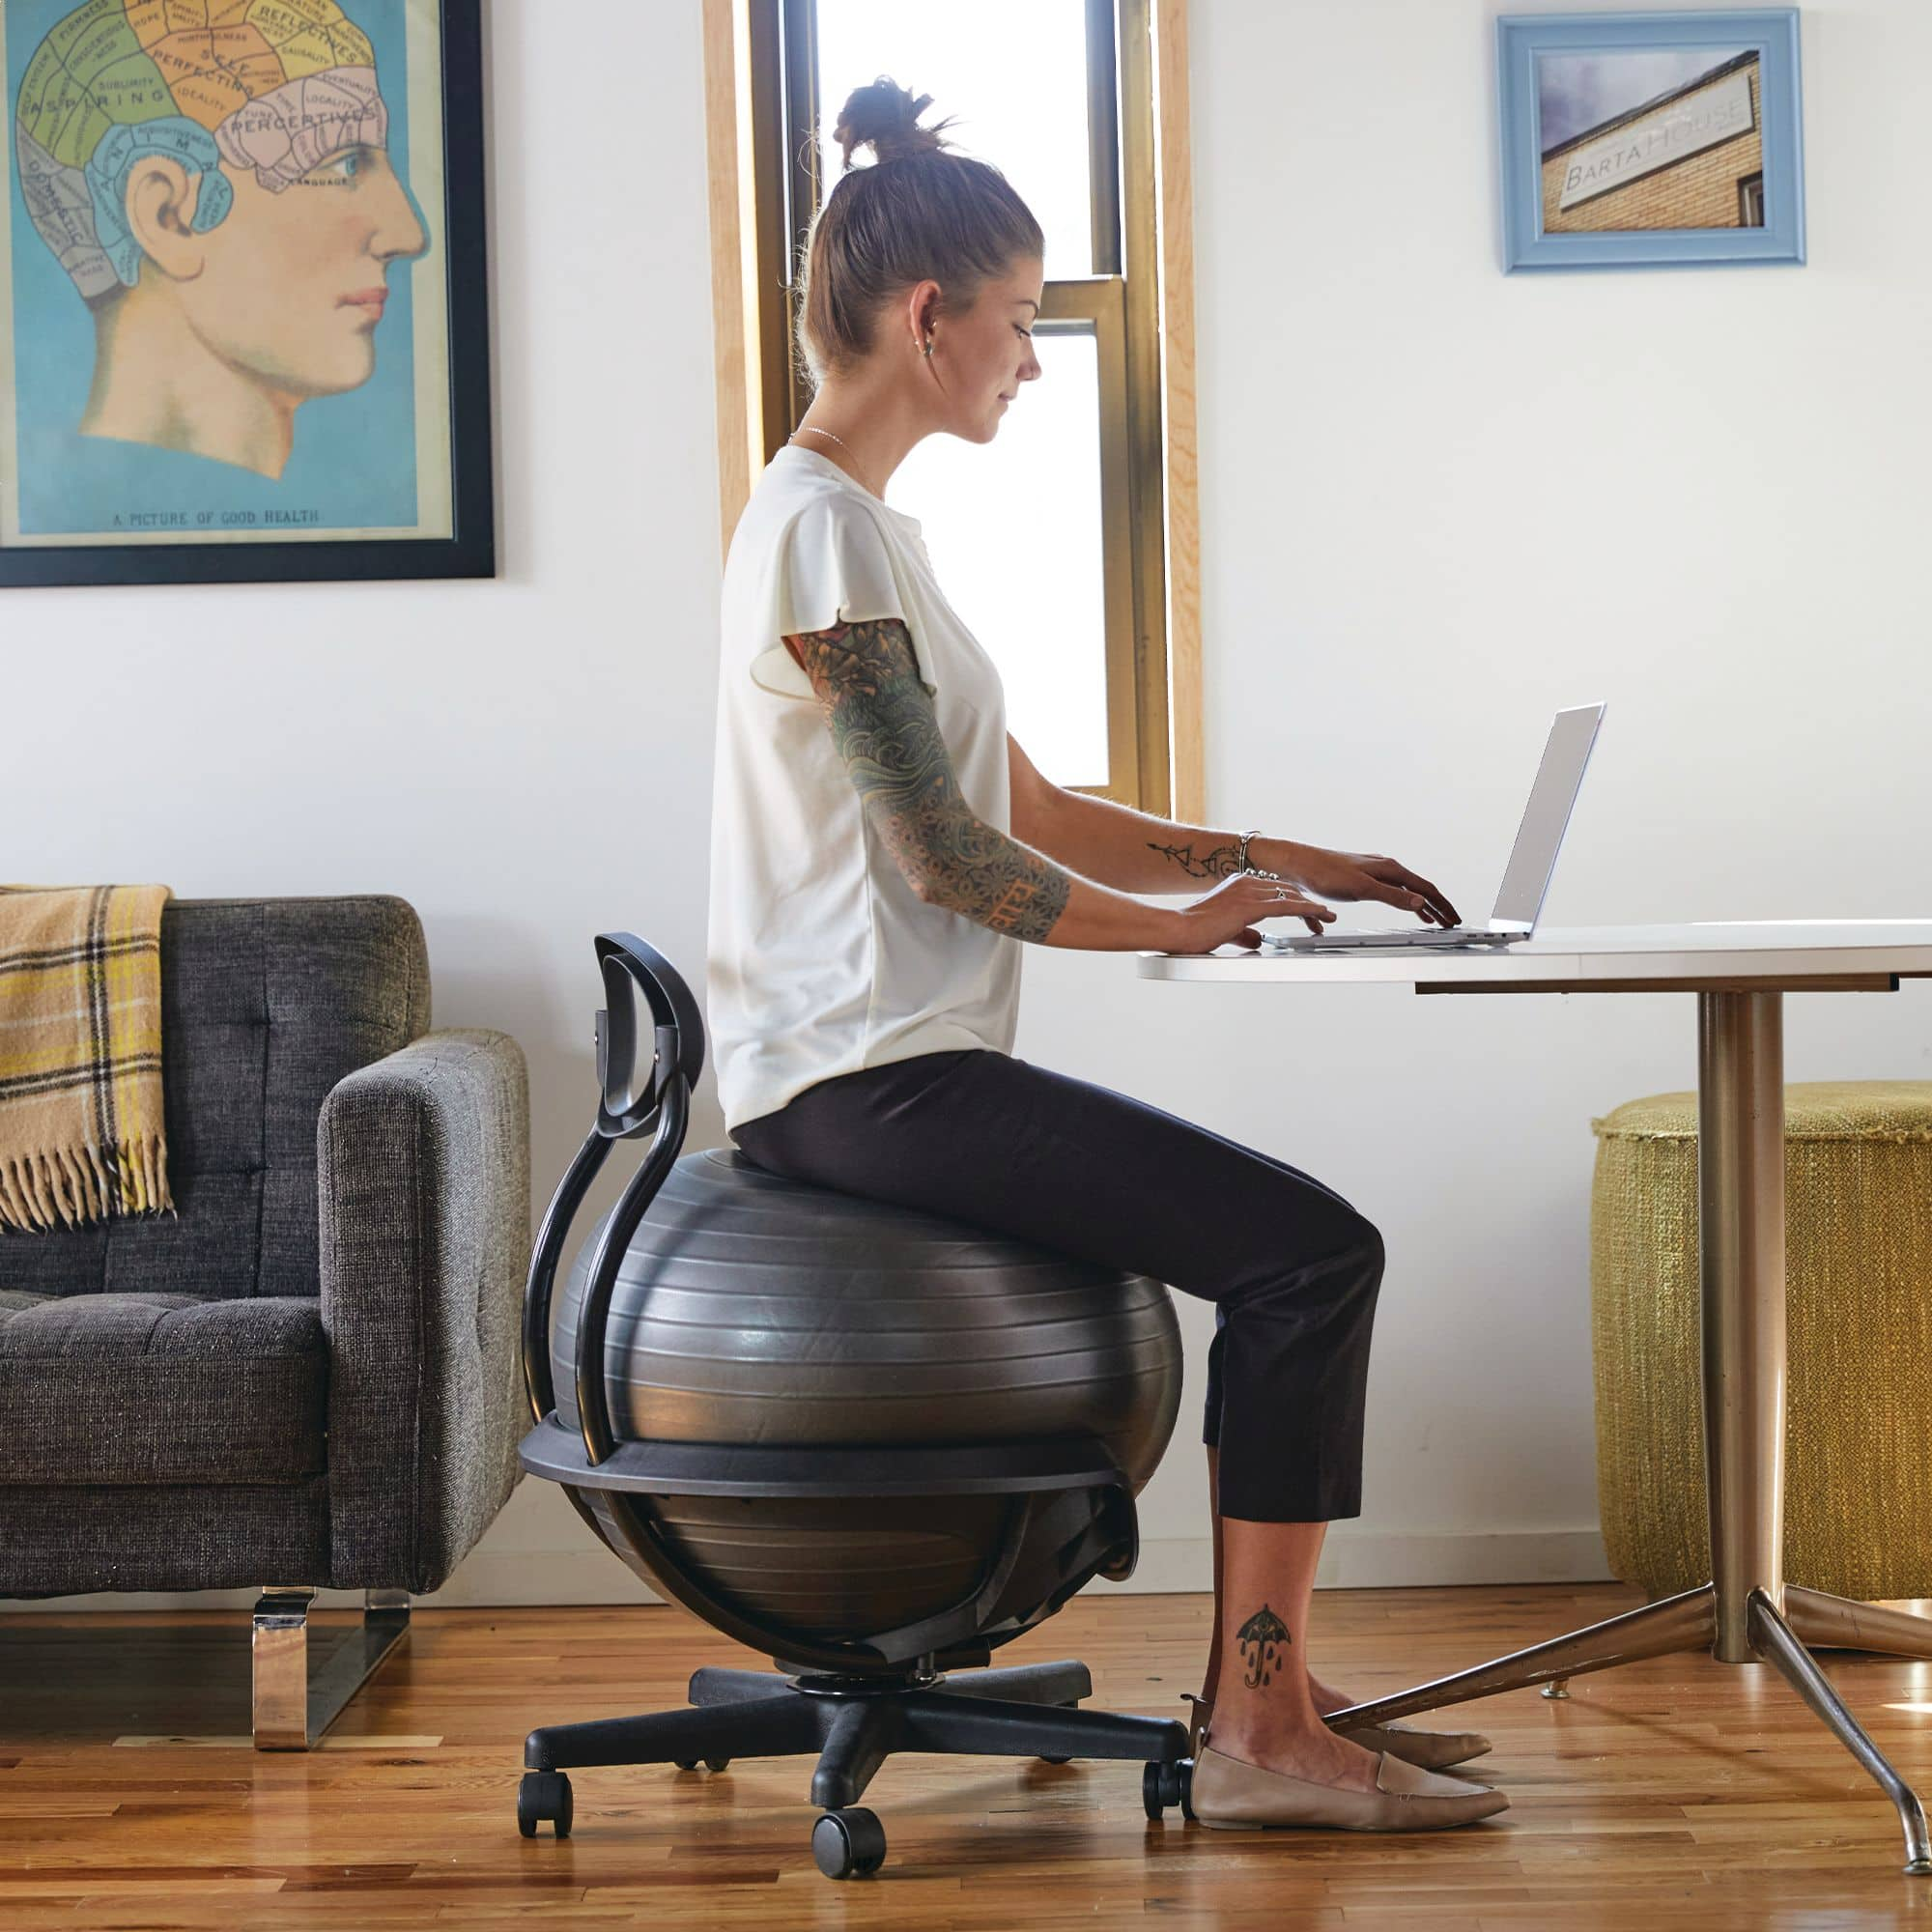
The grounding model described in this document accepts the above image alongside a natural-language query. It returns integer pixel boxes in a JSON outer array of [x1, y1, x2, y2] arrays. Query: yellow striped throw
[[0, 884, 177, 1233]]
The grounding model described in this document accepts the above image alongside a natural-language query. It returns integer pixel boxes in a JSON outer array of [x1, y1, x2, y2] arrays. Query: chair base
[[251, 1587, 411, 1750], [520, 1657, 1190, 1877]]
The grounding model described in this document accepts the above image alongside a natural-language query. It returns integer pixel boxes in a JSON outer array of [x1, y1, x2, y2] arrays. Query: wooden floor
[[6, 1582, 1932, 1928]]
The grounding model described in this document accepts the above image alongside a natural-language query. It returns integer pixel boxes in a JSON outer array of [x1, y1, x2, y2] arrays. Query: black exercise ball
[[550, 1147, 1181, 1648]]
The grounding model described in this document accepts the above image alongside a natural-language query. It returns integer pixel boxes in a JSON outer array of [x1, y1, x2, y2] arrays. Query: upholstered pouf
[[1590, 1080, 1932, 1599]]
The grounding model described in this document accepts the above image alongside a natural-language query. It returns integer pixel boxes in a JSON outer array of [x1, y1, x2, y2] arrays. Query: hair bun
[[832, 76, 955, 169]]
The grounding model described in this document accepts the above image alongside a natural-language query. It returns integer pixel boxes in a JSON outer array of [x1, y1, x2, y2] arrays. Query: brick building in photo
[[1542, 51, 1763, 233]]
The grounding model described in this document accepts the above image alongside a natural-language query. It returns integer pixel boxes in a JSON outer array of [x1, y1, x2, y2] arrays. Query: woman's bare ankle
[[1203, 1667, 1356, 1719]]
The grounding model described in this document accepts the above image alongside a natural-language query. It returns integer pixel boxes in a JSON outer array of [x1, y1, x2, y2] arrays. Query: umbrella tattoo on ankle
[[1236, 1605, 1291, 1688]]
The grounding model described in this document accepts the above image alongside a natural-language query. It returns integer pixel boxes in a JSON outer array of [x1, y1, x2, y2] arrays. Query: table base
[[1329, 985, 1932, 1873], [1324, 1580, 1932, 1871]]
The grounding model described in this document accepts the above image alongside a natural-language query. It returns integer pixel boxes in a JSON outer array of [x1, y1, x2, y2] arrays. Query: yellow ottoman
[[1591, 1079, 1932, 1600]]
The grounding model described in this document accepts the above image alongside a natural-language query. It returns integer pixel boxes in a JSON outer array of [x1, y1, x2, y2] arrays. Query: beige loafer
[[1185, 1696, 1492, 1772], [1333, 1717, 1492, 1772], [1188, 1741, 1509, 1833]]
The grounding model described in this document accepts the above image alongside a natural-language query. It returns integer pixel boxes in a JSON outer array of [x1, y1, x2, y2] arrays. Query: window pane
[[893, 331, 1109, 788], [813, 1, 1096, 278]]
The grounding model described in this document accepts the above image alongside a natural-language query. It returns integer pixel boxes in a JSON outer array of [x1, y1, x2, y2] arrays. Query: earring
[[922, 337, 933, 357]]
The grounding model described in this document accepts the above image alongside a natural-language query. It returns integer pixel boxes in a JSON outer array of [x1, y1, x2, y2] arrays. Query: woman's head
[[796, 77, 1044, 443]]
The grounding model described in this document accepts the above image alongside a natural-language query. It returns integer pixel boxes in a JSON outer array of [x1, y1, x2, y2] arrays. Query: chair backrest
[[2, 895, 430, 1300]]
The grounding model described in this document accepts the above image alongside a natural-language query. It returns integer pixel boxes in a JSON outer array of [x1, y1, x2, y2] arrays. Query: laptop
[[1264, 701, 1606, 952]]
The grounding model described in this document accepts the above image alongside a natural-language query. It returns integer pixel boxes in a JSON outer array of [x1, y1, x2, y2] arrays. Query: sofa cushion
[[0, 895, 432, 1304], [0, 1293, 327, 1485]]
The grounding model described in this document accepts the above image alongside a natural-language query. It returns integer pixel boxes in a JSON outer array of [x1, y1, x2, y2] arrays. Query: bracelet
[[1236, 827, 1262, 874]]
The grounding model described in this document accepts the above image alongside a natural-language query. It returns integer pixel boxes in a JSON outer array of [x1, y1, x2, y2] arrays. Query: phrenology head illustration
[[14, 0, 429, 414]]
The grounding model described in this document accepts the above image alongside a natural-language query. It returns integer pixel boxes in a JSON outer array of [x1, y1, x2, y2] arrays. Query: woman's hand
[[1259, 838, 1461, 928], [1167, 870, 1339, 952]]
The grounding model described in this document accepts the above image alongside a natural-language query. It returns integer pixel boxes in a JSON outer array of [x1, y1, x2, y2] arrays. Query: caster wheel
[[1037, 1753, 1072, 1764], [517, 1771, 573, 1839], [671, 1758, 698, 1771], [704, 1757, 731, 1772], [1143, 1758, 1190, 1821], [811, 1805, 887, 1879]]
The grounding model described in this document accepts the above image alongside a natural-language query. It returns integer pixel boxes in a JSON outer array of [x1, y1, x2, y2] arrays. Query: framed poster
[[0, 0, 492, 585], [1497, 10, 1805, 272]]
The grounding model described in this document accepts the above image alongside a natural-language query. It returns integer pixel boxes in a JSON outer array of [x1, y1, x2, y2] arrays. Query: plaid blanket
[[0, 884, 177, 1234]]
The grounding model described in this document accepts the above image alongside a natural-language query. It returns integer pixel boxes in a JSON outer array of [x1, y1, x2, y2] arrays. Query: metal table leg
[[1327, 988, 1932, 1873]]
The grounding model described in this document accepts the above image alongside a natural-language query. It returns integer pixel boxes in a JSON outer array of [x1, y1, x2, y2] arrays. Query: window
[[703, 0, 1202, 819], [1739, 172, 1765, 227]]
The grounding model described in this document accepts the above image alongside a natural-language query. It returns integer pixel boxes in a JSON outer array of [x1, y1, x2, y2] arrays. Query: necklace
[[788, 424, 882, 501]]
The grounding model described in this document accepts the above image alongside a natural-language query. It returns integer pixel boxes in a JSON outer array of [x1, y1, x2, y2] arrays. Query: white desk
[[1138, 922, 1932, 1872]]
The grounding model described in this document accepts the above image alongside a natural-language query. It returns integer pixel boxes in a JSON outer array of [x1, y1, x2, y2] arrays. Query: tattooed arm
[[1007, 730, 1311, 894], [781, 616, 1192, 951]]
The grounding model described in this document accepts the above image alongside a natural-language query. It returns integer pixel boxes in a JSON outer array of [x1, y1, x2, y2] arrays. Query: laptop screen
[[1491, 704, 1605, 930]]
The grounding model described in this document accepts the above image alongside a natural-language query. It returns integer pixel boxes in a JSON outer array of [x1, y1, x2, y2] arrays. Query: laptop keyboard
[[1266, 926, 1516, 949]]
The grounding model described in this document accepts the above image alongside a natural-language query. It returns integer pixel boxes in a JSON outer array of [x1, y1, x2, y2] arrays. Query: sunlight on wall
[[816, 3, 1112, 786]]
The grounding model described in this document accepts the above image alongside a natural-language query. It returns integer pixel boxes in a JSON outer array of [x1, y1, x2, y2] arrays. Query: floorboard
[[4, 1583, 1931, 1927]]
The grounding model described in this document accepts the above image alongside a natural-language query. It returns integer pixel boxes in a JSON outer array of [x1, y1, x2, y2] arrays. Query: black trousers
[[730, 1046, 1385, 1522]]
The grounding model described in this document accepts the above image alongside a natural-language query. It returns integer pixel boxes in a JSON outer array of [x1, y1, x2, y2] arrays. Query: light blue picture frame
[[1498, 9, 1804, 272]]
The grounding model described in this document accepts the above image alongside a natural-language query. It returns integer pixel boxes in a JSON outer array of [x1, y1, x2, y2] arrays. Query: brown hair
[[794, 76, 1044, 388]]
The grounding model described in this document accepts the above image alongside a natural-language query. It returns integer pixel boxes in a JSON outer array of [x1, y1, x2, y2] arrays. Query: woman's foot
[[1204, 1715, 1385, 1794], [1306, 1670, 1359, 1719], [1194, 1676, 1494, 1773]]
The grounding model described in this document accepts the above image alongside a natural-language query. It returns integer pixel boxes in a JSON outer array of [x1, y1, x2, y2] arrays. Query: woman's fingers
[[1248, 882, 1333, 923], [1383, 864, 1458, 926]]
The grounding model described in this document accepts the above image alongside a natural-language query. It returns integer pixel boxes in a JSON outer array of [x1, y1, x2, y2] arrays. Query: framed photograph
[[1497, 9, 1804, 272], [0, 0, 493, 587]]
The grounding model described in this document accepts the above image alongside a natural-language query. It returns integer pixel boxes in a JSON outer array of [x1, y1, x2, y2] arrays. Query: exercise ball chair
[[514, 934, 1192, 1878]]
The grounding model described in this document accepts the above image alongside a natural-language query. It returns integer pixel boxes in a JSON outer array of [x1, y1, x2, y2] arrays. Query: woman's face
[[928, 254, 1044, 444], [175, 138, 428, 399]]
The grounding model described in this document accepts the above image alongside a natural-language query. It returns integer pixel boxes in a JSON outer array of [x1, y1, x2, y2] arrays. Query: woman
[[708, 76, 1507, 1836]]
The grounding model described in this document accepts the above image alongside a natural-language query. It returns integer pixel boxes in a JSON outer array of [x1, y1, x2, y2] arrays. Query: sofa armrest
[[318, 1027, 530, 1592]]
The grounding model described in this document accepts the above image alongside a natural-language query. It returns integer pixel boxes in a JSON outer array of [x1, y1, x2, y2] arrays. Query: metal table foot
[[1325, 1585, 1717, 1726], [1749, 1586, 1932, 1874], [1783, 1586, 1932, 1660]]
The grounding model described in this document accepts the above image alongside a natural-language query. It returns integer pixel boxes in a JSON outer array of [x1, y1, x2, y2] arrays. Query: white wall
[[8, 0, 1929, 1613]]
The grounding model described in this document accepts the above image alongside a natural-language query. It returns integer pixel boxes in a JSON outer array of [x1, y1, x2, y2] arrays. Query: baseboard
[[0, 1526, 1612, 1614]]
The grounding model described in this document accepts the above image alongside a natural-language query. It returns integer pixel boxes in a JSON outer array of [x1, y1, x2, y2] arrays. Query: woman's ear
[[906, 277, 941, 353], [121, 155, 213, 282]]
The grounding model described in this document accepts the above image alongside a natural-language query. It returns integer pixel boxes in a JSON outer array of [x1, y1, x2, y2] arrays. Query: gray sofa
[[0, 895, 530, 1747]]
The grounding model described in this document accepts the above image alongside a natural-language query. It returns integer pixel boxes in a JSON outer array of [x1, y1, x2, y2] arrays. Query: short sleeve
[[751, 494, 934, 700]]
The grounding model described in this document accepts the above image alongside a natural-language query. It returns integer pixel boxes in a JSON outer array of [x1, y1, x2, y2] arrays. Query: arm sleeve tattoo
[[784, 615, 1073, 943]]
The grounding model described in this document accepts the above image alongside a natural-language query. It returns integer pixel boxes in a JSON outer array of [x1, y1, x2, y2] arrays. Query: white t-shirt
[[707, 443, 1022, 1136]]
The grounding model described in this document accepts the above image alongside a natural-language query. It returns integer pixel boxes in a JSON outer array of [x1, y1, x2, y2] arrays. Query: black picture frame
[[0, 0, 494, 588]]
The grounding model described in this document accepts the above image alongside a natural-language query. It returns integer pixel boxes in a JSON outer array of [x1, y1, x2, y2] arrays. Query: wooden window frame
[[701, 0, 1203, 824]]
